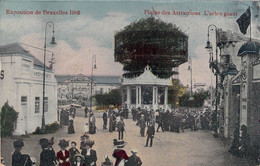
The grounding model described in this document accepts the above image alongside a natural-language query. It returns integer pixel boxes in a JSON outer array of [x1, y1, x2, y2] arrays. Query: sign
[[33, 71, 51, 78], [0, 70, 4, 79]]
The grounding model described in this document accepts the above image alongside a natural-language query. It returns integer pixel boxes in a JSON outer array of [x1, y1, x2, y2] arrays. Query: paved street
[[1, 108, 255, 166]]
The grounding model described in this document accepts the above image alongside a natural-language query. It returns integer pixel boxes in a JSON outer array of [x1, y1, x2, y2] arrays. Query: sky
[[0, 0, 259, 87]]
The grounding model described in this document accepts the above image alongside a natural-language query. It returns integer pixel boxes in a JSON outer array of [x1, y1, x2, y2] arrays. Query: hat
[[130, 149, 138, 155], [74, 153, 83, 160], [81, 134, 90, 139], [113, 139, 127, 148], [13, 139, 24, 148], [58, 139, 69, 147], [85, 140, 95, 147], [141, 114, 144, 117]]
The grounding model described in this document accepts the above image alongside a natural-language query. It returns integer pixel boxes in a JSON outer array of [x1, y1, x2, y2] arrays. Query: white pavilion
[[121, 65, 172, 110]]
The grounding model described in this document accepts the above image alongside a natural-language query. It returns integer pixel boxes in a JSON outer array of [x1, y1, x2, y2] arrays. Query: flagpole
[[250, 6, 252, 41]]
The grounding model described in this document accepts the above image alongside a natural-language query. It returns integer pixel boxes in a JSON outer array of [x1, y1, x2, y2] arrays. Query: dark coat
[[68, 120, 75, 134], [126, 155, 142, 166], [103, 112, 108, 120], [136, 119, 146, 128], [81, 149, 97, 166], [12, 151, 33, 166], [116, 121, 125, 131], [69, 147, 80, 163], [40, 149, 56, 166], [146, 125, 155, 137]]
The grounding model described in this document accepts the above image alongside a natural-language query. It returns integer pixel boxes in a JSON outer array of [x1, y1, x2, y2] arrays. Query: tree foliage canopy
[[179, 90, 210, 107], [0, 102, 18, 137], [94, 89, 121, 107], [168, 79, 187, 107]]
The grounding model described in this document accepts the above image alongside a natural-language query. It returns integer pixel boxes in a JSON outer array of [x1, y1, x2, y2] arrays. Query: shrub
[[33, 127, 42, 134], [33, 122, 60, 134], [45, 122, 60, 133], [0, 102, 19, 137]]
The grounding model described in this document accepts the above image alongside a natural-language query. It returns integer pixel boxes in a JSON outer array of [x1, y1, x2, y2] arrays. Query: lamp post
[[90, 54, 97, 113], [205, 24, 219, 137], [41, 21, 56, 133], [188, 57, 193, 99]]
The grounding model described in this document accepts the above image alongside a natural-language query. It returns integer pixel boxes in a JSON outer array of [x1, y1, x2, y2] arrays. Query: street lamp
[[41, 21, 56, 133], [90, 54, 97, 113], [187, 57, 193, 100], [205, 24, 219, 137]]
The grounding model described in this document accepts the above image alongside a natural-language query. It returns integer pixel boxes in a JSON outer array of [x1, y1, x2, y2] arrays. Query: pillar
[[126, 86, 131, 109], [136, 86, 138, 107], [153, 86, 158, 110], [139, 86, 142, 107], [164, 87, 168, 109]]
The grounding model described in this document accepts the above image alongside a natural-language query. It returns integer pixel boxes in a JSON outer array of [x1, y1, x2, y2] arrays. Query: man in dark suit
[[103, 110, 108, 129], [145, 121, 155, 147], [39, 138, 56, 166]]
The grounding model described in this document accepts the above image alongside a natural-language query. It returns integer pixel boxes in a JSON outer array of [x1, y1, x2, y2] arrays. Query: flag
[[236, 7, 251, 35]]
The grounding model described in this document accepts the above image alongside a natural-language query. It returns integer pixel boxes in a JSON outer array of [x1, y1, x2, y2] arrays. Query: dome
[[238, 41, 260, 56]]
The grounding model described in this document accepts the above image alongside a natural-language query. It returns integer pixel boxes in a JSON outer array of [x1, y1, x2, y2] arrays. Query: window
[[21, 96, 27, 105], [44, 97, 48, 112], [35, 97, 40, 113]]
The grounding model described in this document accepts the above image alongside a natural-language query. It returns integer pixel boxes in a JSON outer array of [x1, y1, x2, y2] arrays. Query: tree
[[168, 79, 187, 107], [0, 102, 19, 137], [94, 89, 122, 107], [179, 90, 210, 107]]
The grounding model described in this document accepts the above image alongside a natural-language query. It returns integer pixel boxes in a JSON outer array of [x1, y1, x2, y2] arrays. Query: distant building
[[55, 74, 120, 104], [0, 43, 57, 135]]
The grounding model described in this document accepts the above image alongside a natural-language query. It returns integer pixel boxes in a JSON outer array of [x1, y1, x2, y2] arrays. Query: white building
[[0, 43, 57, 135], [55, 74, 120, 104]]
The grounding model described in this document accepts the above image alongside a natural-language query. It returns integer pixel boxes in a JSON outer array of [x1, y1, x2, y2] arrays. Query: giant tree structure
[[114, 17, 188, 79]]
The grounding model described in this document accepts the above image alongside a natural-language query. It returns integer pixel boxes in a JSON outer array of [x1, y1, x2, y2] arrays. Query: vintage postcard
[[0, 0, 260, 166]]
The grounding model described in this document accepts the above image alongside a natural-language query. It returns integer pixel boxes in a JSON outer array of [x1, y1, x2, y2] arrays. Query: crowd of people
[[7, 104, 260, 166], [11, 134, 143, 166], [132, 106, 211, 135], [11, 134, 99, 166]]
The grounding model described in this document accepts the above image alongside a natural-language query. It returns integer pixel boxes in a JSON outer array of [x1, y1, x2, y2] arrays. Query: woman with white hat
[[112, 140, 129, 166]]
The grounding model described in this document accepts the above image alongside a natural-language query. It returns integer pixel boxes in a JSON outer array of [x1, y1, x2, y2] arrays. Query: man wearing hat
[[48, 137, 57, 165], [81, 140, 97, 166], [136, 114, 146, 137], [12, 139, 34, 166], [72, 154, 86, 166], [57, 139, 70, 166], [145, 121, 155, 147], [101, 156, 113, 166], [125, 150, 142, 166], [112, 140, 129, 166], [39, 138, 56, 166]]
